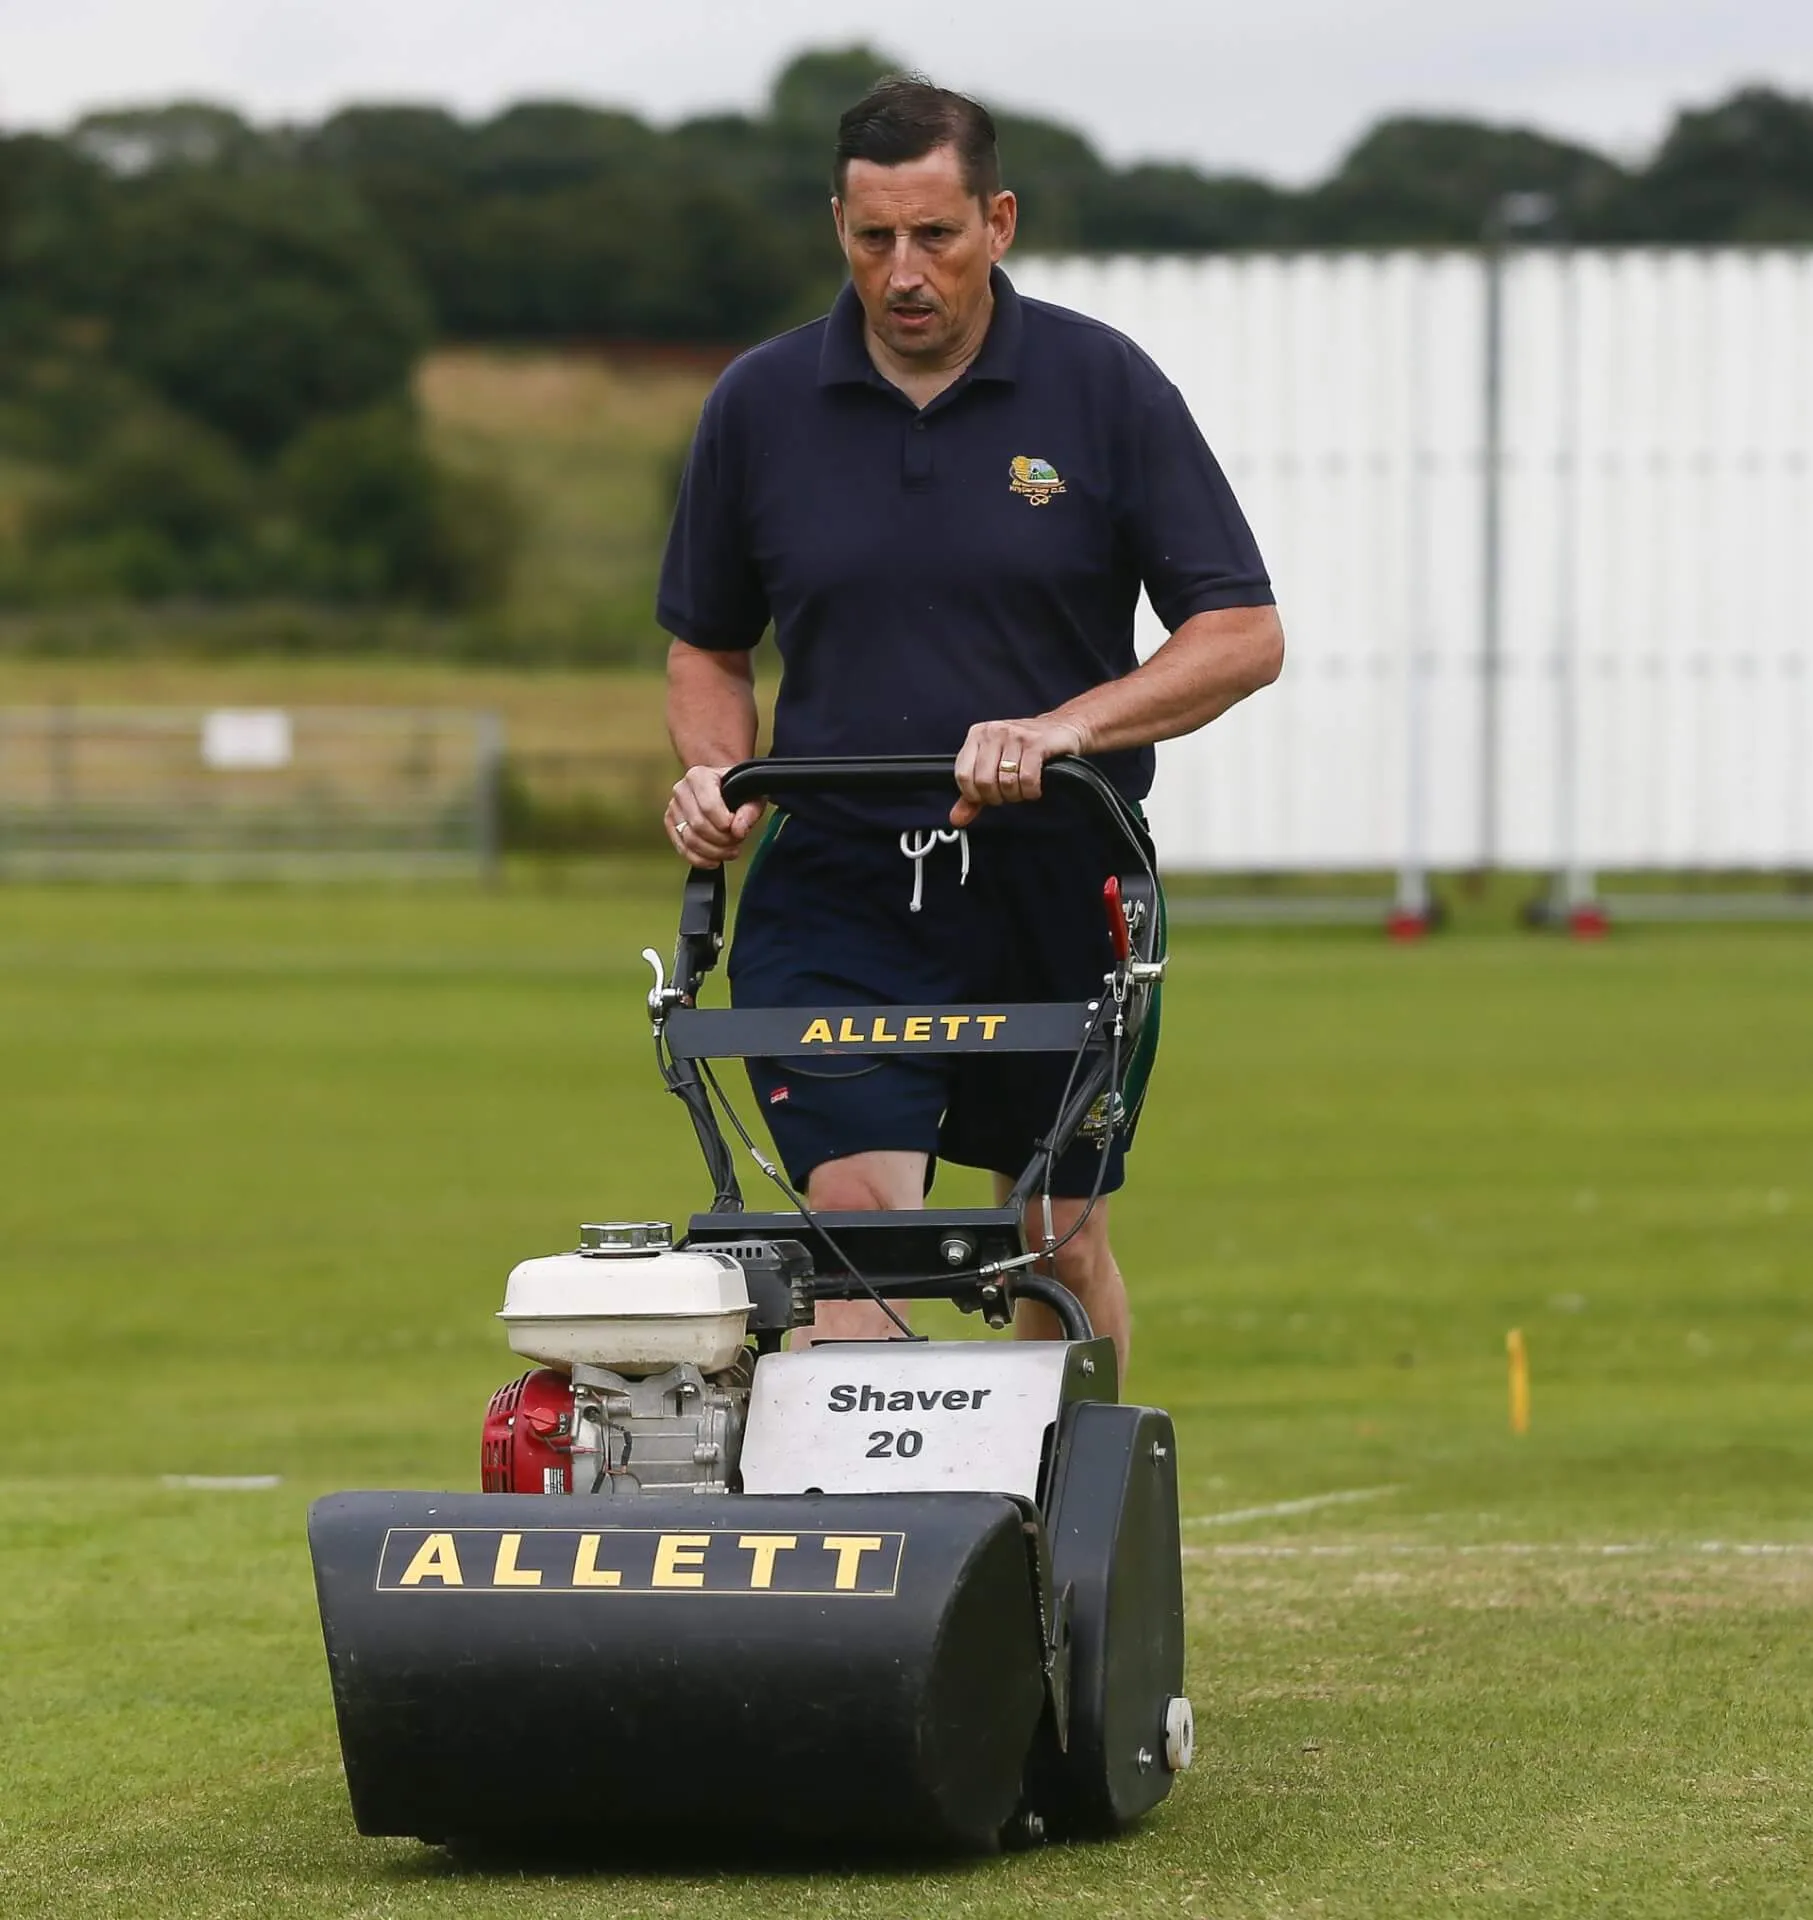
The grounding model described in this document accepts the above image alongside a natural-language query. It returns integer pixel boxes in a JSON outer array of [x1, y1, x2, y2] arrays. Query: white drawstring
[[898, 828, 970, 912]]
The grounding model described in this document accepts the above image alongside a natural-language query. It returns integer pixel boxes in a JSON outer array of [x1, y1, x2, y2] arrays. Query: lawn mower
[[308, 755, 1191, 1854]]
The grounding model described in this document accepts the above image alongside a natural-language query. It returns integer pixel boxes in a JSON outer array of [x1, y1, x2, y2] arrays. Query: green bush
[[278, 407, 519, 610], [7, 394, 517, 614], [86, 172, 431, 458], [17, 410, 253, 602], [27, 527, 189, 602], [27, 412, 251, 555], [496, 760, 667, 854], [0, 135, 498, 621]]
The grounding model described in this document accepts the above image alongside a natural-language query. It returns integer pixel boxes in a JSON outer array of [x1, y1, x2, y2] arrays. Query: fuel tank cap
[[577, 1221, 673, 1257]]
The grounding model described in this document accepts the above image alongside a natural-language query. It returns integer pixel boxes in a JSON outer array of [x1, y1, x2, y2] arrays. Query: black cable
[[1015, 1009, 1123, 1287], [1009, 804, 1162, 1221], [696, 1057, 922, 1342], [1032, 987, 1113, 1242], [1008, 789, 1162, 1278], [653, 1028, 741, 1212]]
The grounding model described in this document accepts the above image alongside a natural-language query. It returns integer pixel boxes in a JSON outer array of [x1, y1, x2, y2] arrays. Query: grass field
[[1, 882, 1810, 1917]]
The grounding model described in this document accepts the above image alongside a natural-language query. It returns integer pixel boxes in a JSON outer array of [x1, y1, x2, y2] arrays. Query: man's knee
[[1040, 1197, 1114, 1270], [1050, 1232, 1120, 1312], [806, 1150, 926, 1213], [795, 1152, 923, 1348], [807, 1161, 879, 1211]]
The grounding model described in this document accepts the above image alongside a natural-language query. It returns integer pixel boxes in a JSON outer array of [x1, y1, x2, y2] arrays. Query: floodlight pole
[[1479, 218, 1507, 880], [1545, 253, 1605, 936], [1391, 264, 1435, 940], [1551, 255, 1582, 914], [1479, 192, 1559, 884]]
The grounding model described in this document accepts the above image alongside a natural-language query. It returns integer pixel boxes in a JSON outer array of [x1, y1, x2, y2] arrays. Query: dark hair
[[833, 76, 1000, 203]]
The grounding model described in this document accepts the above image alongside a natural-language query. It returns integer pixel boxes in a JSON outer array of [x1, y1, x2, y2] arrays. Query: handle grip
[[715, 755, 1155, 870], [718, 755, 958, 809]]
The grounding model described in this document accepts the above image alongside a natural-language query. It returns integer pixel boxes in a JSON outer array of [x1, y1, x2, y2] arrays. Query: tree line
[[2, 44, 1811, 624], [21, 46, 1813, 347]]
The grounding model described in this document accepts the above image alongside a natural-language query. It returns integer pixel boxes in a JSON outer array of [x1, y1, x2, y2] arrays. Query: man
[[657, 77, 1282, 1375]]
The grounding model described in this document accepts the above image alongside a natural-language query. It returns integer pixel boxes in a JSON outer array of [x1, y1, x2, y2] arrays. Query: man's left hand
[[951, 714, 1088, 826]]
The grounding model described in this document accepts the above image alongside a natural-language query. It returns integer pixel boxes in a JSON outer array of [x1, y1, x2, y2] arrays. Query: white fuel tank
[[498, 1222, 751, 1375]]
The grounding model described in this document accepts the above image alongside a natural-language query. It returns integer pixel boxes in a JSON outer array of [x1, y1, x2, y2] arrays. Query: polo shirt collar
[[817, 265, 1024, 390], [970, 267, 1023, 383]]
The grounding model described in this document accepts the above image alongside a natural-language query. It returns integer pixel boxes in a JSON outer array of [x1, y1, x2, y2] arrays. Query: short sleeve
[[1126, 379, 1274, 631], [655, 387, 770, 651]]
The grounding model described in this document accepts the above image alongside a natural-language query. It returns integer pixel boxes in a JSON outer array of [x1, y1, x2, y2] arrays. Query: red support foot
[[1386, 911, 1430, 943], [1569, 905, 1609, 939]]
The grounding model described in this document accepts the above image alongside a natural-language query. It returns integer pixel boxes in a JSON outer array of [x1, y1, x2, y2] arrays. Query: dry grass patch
[[420, 349, 715, 655], [0, 654, 672, 759]]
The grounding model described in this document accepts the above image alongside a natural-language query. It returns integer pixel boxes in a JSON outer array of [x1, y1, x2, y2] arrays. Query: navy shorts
[[727, 809, 1161, 1196]]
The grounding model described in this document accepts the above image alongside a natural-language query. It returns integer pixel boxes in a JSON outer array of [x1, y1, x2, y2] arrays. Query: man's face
[[833, 146, 1016, 363]]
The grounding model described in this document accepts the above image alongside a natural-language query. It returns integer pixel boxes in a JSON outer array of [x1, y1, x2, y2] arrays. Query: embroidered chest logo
[[1008, 454, 1067, 506]]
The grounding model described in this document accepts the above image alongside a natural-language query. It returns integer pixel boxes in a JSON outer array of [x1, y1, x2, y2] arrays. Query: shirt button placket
[[903, 414, 934, 489]]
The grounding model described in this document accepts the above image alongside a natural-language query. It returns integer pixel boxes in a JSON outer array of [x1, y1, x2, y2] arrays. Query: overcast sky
[[5, 0, 1811, 182]]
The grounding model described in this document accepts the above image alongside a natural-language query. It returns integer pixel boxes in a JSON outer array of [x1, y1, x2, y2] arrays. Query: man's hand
[[951, 715, 1088, 827], [666, 765, 765, 867]]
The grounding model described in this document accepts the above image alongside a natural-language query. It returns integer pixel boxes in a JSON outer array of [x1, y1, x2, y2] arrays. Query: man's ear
[[831, 196, 848, 255], [987, 188, 1018, 262]]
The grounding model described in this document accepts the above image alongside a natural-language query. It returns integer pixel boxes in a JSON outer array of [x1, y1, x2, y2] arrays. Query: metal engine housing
[[570, 1353, 752, 1495], [482, 1357, 753, 1496]]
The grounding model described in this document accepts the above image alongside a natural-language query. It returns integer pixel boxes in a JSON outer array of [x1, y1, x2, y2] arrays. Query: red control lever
[[1102, 875, 1131, 963]]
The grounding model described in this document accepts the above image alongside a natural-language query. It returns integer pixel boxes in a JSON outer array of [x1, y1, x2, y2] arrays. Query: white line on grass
[[1185, 1540, 1813, 1559], [1186, 1485, 1403, 1527], [159, 1474, 283, 1491]]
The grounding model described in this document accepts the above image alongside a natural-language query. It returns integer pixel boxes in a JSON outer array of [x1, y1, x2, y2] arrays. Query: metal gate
[[0, 706, 504, 879]]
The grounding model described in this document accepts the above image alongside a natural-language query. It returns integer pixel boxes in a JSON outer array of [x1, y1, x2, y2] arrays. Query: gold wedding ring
[[999, 760, 1021, 775], [676, 818, 690, 836]]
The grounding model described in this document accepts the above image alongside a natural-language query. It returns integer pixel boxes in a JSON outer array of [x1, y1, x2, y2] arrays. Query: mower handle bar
[[661, 752, 1162, 1219], [717, 754, 1154, 867]]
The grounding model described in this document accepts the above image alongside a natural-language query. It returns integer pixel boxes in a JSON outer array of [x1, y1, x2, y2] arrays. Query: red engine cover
[[481, 1368, 576, 1494]]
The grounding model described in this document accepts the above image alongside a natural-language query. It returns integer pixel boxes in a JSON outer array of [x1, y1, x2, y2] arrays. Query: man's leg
[[993, 1178, 1130, 1380], [791, 1149, 927, 1347]]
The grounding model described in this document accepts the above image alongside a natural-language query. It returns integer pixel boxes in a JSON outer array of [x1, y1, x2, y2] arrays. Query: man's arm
[[950, 603, 1284, 826], [664, 638, 764, 867]]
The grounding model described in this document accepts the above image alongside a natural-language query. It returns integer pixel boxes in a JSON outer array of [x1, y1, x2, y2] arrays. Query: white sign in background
[[200, 708, 293, 772]]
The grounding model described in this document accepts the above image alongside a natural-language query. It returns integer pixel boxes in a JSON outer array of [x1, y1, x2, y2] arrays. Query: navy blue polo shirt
[[656, 265, 1272, 829]]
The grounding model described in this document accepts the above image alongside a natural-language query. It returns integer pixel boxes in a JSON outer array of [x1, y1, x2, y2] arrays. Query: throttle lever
[[1102, 875, 1132, 963]]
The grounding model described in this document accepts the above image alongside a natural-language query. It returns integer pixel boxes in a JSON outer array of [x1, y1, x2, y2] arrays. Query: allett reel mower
[[308, 756, 1193, 1854]]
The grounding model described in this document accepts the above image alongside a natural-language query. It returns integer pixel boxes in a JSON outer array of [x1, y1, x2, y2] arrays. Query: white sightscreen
[[1011, 250, 1813, 874]]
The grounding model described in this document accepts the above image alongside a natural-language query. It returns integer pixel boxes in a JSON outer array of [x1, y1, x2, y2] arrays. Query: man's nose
[[888, 234, 927, 284]]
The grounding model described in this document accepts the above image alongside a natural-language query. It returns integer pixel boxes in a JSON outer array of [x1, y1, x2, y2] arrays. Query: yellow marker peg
[[1506, 1328, 1530, 1435]]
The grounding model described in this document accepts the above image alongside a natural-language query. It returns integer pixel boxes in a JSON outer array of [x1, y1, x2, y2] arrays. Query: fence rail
[[0, 706, 502, 879]]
